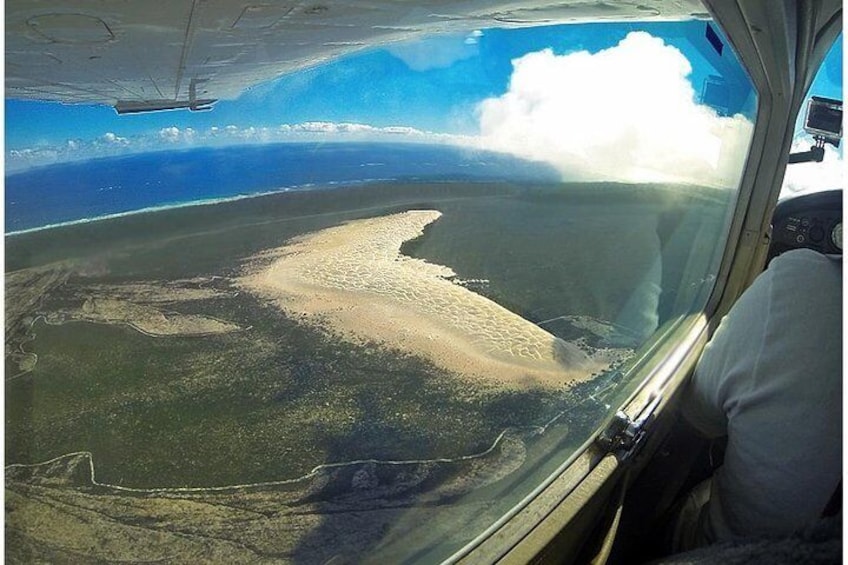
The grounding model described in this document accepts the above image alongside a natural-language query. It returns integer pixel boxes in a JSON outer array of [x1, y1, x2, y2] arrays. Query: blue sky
[[806, 34, 843, 101], [5, 20, 841, 189]]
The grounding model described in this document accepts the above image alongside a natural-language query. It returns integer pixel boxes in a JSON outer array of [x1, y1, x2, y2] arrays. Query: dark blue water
[[5, 142, 558, 233]]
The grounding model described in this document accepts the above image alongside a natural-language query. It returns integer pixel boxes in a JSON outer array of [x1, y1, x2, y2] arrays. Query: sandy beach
[[241, 210, 619, 388]]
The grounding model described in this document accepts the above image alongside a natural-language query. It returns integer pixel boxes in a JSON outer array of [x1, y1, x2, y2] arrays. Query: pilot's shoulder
[[761, 249, 841, 322], [769, 247, 841, 275]]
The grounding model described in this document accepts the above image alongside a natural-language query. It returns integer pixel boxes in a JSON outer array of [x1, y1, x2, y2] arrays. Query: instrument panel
[[767, 189, 842, 264]]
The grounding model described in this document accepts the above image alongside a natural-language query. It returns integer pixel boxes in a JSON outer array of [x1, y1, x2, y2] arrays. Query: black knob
[[809, 225, 825, 242]]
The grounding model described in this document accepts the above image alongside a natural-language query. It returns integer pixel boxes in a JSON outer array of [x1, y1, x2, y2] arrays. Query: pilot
[[669, 247, 842, 550]]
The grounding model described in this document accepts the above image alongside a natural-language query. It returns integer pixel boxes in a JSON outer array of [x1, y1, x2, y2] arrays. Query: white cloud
[[8, 133, 131, 171], [780, 139, 843, 199], [296, 121, 341, 134], [274, 121, 433, 139], [8, 147, 60, 168], [476, 32, 755, 188], [213, 125, 276, 141], [158, 126, 198, 144], [6, 121, 466, 172], [101, 132, 129, 145], [159, 126, 181, 142]]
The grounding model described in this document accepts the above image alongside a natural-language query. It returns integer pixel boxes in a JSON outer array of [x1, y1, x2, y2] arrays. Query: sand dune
[[241, 210, 619, 388]]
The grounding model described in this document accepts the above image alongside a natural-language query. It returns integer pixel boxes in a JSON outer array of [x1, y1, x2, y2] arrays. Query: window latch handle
[[597, 394, 662, 462]]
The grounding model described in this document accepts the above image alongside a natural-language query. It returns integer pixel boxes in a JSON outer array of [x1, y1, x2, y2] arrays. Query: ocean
[[4, 142, 559, 234]]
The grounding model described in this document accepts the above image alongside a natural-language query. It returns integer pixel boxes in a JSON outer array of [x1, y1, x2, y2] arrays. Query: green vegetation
[[5, 181, 729, 489]]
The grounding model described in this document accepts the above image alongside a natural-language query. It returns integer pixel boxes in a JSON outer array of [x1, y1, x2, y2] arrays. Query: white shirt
[[683, 248, 842, 541]]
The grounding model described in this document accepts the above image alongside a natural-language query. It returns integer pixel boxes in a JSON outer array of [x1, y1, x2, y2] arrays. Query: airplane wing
[[6, 0, 707, 114]]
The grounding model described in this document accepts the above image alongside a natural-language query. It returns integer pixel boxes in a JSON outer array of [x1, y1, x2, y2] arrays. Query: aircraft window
[[781, 33, 843, 199], [5, 18, 756, 563]]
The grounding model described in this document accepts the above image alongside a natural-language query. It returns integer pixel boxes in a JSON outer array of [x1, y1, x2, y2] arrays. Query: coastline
[[6, 188, 291, 236], [5, 141, 562, 236], [6, 176, 521, 237], [5, 180, 395, 237]]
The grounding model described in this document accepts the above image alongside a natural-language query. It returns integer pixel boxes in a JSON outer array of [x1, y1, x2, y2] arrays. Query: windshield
[[780, 33, 843, 199], [5, 17, 756, 563]]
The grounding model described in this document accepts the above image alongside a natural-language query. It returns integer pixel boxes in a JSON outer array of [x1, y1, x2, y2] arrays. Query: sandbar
[[241, 210, 619, 388]]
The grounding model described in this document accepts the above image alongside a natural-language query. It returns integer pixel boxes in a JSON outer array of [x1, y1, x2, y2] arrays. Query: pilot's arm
[[678, 248, 842, 547]]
